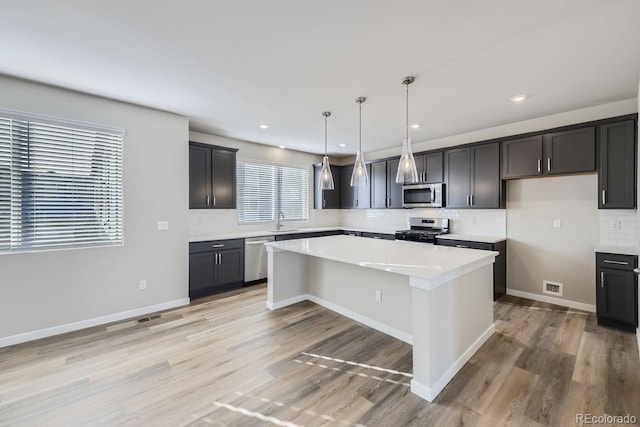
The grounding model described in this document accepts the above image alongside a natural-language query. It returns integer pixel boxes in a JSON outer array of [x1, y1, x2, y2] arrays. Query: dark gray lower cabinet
[[360, 232, 395, 240], [596, 252, 638, 331], [437, 238, 506, 300], [189, 239, 244, 298]]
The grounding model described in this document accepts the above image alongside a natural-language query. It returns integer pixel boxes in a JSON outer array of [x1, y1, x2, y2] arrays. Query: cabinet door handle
[[600, 271, 604, 288], [323, 199, 326, 208], [603, 260, 628, 265], [211, 244, 224, 248], [537, 159, 541, 173], [456, 244, 470, 248], [547, 158, 551, 172], [206, 195, 210, 206], [213, 195, 216, 207], [602, 190, 606, 205], [466, 195, 470, 206], [633, 268, 640, 275], [470, 194, 474, 206]]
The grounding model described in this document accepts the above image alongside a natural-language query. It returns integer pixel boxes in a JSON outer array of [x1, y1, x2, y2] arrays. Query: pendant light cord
[[405, 81, 409, 141], [322, 111, 330, 156], [359, 101, 362, 151]]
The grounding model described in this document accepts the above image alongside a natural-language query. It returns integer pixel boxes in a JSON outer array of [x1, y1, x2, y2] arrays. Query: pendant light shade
[[395, 76, 419, 184], [350, 97, 369, 187], [319, 111, 335, 190]]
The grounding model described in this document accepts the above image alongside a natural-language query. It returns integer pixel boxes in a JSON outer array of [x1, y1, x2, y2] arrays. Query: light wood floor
[[1, 285, 638, 426]]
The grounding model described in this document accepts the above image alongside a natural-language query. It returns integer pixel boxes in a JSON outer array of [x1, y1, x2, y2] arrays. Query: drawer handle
[[455, 244, 469, 248], [603, 260, 628, 265], [211, 244, 225, 248]]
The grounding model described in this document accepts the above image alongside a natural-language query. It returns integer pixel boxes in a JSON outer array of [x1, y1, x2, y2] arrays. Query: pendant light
[[350, 97, 369, 187], [395, 76, 419, 184], [319, 111, 335, 190]]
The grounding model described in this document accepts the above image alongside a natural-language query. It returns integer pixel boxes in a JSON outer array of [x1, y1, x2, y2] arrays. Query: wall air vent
[[543, 280, 563, 296]]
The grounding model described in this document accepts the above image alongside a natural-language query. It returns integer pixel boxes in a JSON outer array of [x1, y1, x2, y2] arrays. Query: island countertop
[[265, 234, 497, 286]]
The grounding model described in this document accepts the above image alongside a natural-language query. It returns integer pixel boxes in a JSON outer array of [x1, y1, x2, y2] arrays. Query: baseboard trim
[[305, 294, 413, 344], [427, 323, 495, 401], [0, 298, 190, 348], [506, 289, 596, 313], [410, 379, 433, 402], [266, 295, 307, 310]]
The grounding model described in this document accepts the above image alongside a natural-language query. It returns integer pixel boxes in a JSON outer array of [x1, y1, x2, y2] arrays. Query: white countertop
[[436, 234, 506, 244], [594, 244, 638, 256], [265, 234, 498, 285]]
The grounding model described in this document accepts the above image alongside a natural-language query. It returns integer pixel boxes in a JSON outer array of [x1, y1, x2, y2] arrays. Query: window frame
[[236, 159, 310, 225], [0, 108, 124, 254]]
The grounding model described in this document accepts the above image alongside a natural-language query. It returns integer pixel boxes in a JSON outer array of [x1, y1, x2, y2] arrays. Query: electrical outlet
[[157, 221, 169, 231], [139, 280, 147, 290], [553, 219, 562, 229], [375, 290, 382, 302], [610, 221, 620, 231]]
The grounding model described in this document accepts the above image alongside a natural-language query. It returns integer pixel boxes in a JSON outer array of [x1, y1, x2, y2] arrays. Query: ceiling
[[1, 1, 639, 156]]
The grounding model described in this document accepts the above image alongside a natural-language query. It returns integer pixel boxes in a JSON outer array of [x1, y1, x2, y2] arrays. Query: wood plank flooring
[[0, 285, 638, 426]]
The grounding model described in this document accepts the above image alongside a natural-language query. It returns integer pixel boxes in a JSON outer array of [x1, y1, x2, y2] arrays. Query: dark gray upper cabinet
[[369, 159, 403, 209], [189, 142, 237, 209], [501, 135, 543, 179], [598, 120, 636, 209], [445, 142, 503, 209], [370, 161, 387, 208], [415, 152, 444, 183], [340, 164, 370, 209], [313, 164, 341, 209], [445, 148, 472, 208], [189, 144, 211, 209], [386, 159, 403, 208], [543, 127, 595, 175], [502, 127, 595, 179]]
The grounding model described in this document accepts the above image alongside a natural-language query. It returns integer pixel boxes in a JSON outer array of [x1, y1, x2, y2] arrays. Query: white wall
[[506, 175, 599, 306], [0, 76, 189, 344], [188, 131, 340, 240]]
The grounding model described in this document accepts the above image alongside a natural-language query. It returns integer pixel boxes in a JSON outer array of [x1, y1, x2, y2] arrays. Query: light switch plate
[[553, 219, 562, 229], [157, 221, 169, 231]]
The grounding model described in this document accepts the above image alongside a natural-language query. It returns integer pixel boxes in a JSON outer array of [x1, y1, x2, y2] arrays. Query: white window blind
[[237, 161, 309, 224], [0, 110, 124, 253]]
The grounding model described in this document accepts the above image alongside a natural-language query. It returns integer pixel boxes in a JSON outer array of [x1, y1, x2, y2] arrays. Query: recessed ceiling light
[[410, 123, 421, 129], [259, 124, 269, 129], [278, 145, 285, 149], [510, 94, 527, 103], [339, 143, 347, 147]]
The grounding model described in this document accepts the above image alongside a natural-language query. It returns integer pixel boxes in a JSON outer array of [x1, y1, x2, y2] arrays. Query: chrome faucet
[[276, 211, 285, 230]]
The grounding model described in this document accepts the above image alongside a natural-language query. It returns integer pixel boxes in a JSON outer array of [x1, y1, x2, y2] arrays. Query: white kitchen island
[[265, 235, 497, 402]]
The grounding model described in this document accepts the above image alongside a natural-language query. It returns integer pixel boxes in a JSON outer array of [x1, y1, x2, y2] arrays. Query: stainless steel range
[[395, 217, 449, 243]]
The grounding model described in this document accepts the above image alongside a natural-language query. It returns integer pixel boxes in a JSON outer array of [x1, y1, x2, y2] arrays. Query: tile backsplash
[[340, 208, 507, 237], [598, 209, 638, 247], [189, 208, 341, 240]]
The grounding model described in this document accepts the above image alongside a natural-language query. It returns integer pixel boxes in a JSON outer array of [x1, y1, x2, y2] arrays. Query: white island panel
[[265, 235, 496, 402]]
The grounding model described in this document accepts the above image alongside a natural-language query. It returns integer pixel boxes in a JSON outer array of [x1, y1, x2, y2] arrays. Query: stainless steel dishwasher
[[244, 236, 275, 283]]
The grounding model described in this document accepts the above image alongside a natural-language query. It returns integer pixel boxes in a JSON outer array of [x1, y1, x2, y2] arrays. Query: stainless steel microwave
[[402, 183, 444, 208]]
